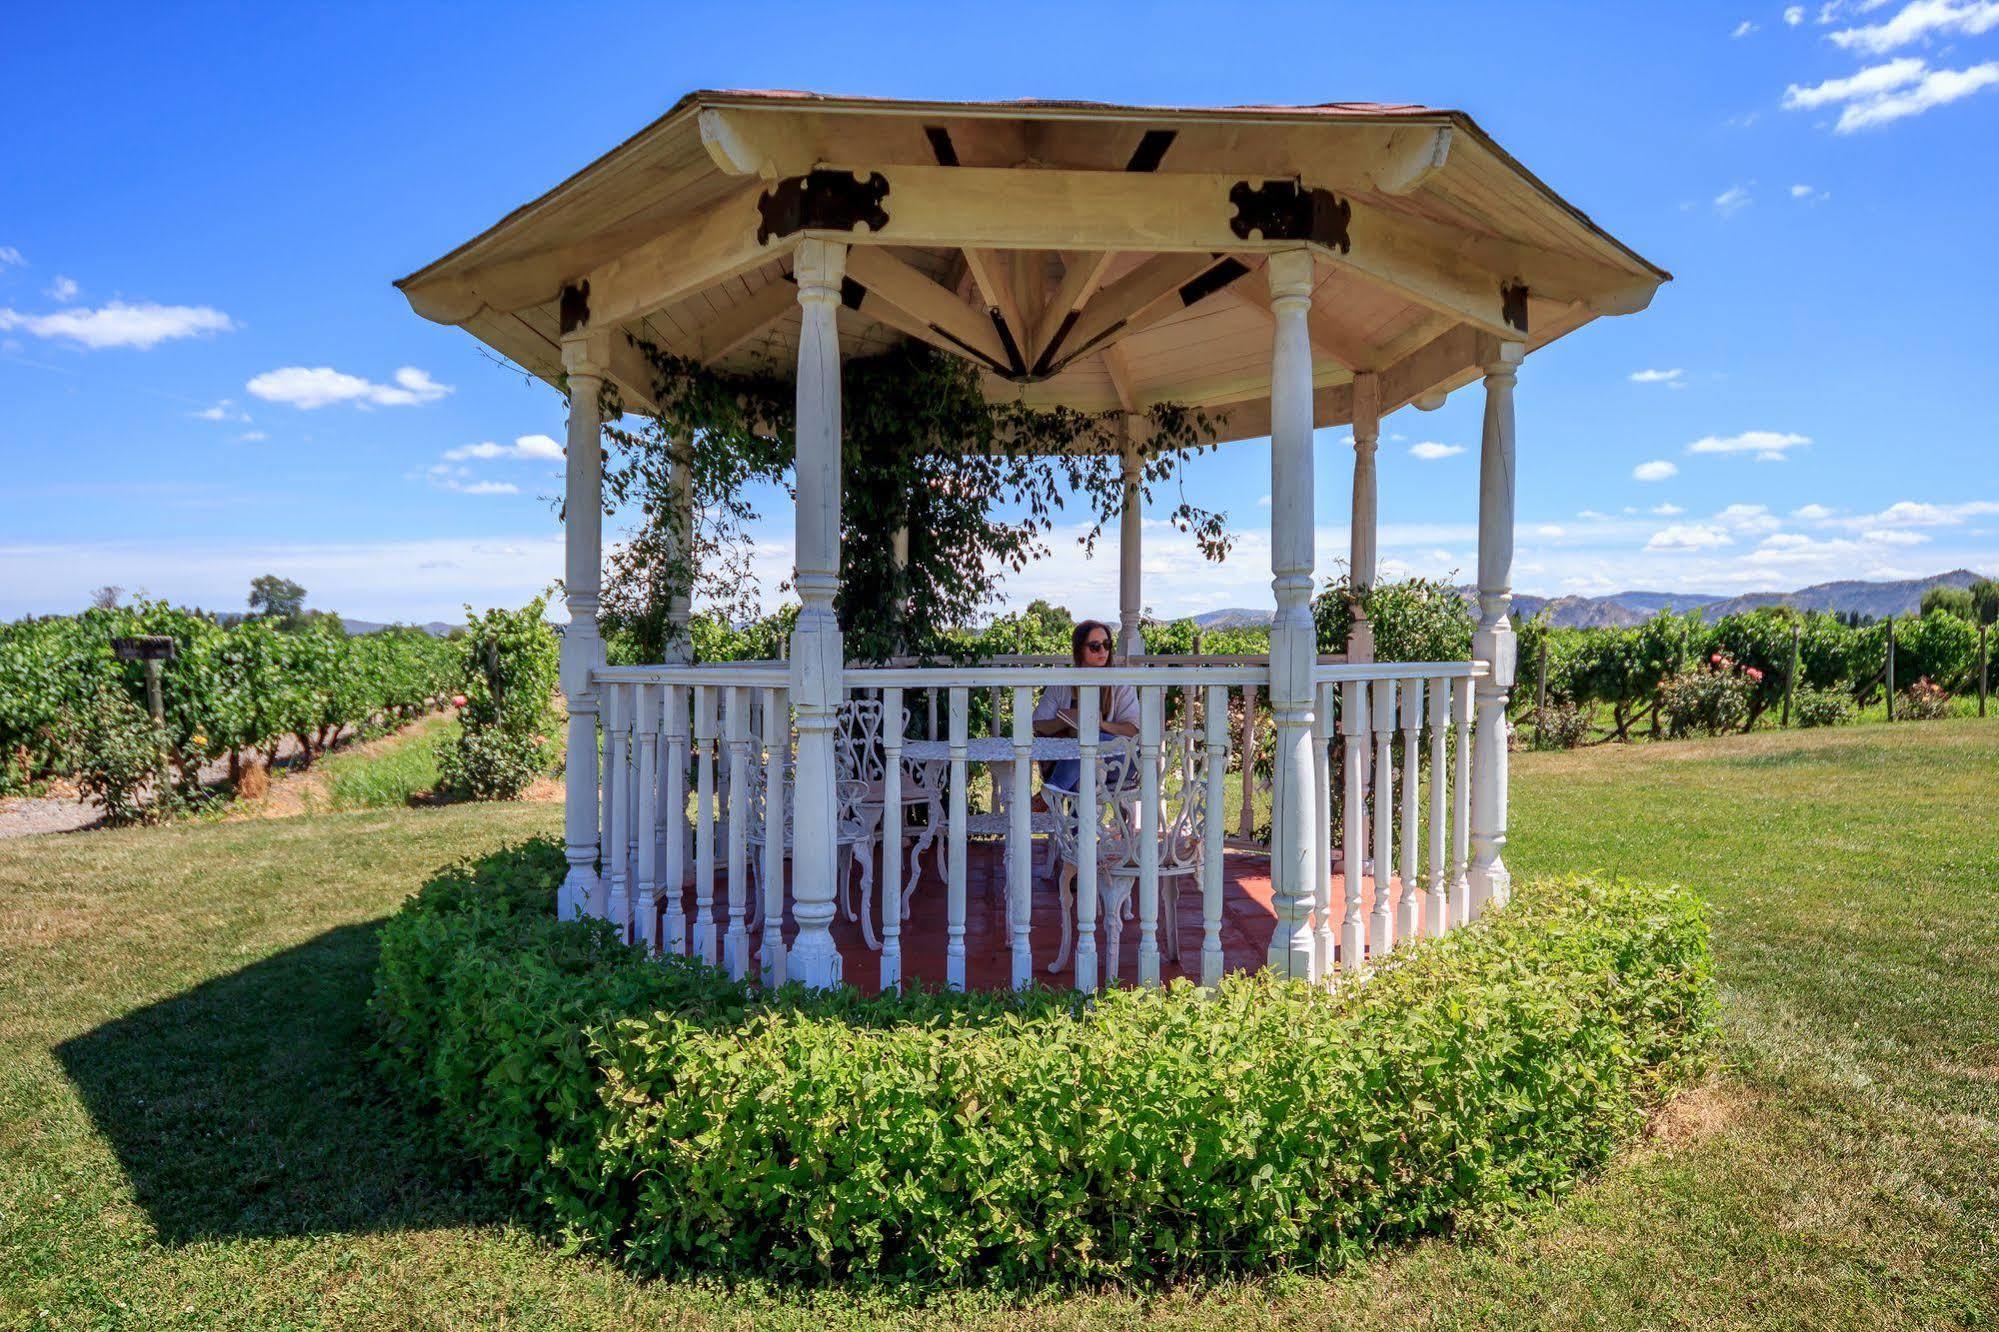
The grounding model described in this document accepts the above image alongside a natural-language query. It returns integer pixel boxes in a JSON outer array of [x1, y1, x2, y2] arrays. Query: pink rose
[[1709, 652, 1723, 665], [451, 694, 468, 708], [1745, 667, 1763, 683]]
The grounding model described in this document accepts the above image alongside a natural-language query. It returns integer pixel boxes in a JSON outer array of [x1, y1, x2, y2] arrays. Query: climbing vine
[[601, 338, 1233, 664]]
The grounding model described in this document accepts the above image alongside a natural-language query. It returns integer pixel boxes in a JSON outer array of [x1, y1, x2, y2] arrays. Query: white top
[[1032, 682, 1141, 730]]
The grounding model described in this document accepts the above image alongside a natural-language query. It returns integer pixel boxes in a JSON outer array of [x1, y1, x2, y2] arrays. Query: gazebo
[[396, 90, 1667, 994]]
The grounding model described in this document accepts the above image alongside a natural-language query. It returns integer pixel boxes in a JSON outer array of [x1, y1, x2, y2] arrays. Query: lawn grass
[[1, 722, 1994, 1329], [313, 713, 457, 812]]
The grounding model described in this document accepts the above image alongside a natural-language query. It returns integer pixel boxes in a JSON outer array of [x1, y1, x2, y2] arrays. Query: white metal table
[[896, 736, 1079, 898]]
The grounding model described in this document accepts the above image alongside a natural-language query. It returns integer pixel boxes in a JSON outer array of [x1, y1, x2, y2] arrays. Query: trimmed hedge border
[[370, 838, 1716, 1286]]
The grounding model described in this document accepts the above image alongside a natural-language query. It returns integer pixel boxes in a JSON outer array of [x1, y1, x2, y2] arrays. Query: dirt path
[[1, 727, 352, 840]]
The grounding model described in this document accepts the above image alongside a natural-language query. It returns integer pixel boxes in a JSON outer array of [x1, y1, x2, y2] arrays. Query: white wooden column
[[1347, 372, 1380, 664], [1469, 339, 1522, 914], [1263, 248, 1319, 980], [1118, 418, 1143, 658], [786, 237, 847, 988], [664, 431, 695, 665], [556, 333, 607, 921]]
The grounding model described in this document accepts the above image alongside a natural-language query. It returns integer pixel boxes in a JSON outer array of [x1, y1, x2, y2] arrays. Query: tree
[[1970, 577, 1999, 628], [247, 575, 307, 627], [602, 341, 1228, 664], [1920, 585, 1974, 620], [89, 585, 124, 610]]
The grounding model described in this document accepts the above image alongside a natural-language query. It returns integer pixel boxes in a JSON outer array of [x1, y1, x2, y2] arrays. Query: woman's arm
[[1099, 718, 1139, 737]]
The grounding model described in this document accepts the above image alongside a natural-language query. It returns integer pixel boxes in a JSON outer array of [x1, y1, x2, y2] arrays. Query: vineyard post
[[1535, 639, 1547, 715], [1980, 623, 1989, 718], [1782, 625, 1800, 727], [1886, 619, 1896, 722]]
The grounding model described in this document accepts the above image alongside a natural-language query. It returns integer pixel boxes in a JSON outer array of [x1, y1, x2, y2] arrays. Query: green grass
[[313, 714, 457, 812], [2, 722, 1995, 1328]]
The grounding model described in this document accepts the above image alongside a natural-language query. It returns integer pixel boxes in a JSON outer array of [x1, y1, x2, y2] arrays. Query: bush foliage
[[441, 598, 560, 800], [372, 839, 1716, 1288], [0, 602, 455, 797]]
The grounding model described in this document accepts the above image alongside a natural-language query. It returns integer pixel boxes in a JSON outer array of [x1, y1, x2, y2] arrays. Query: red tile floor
[[660, 838, 1396, 994]]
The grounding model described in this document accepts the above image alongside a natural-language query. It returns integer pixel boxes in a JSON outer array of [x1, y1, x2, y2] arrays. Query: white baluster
[[1369, 678, 1397, 960], [1426, 679, 1450, 937], [662, 684, 688, 955], [625, 686, 641, 936], [693, 684, 717, 965], [1451, 678, 1474, 928], [1075, 685, 1101, 992], [1201, 683, 1227, 987], [602, 684, 628, 932], [881, 686, 904, 992], [946, 688, 968, 990], [761, 687, 788, 984], [1008, 685, 1033, 988], [1423, 684, 1455, 932], [1340, 680, 1369, 971], [1137, 686, 1163, 987], [1311, 681, 1335, 976], [634, 683, 659, 954], [1398, 679, 1424, 944], [724, 686, 750, 978], [1236, 682, 1258, 841]]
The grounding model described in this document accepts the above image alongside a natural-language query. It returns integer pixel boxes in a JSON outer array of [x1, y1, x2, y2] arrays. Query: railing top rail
[[1312, 660, 1490, 683], [596, 664, 790, 687], [847, 664, 1270, 688], [866, 652, 1346, 668]]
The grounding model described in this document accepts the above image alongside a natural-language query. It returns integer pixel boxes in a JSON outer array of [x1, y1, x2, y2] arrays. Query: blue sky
[[3, 1, 1996, 624]]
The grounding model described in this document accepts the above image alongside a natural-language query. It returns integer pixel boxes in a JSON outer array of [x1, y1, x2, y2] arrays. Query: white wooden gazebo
[[397, 90, 1666, 992]]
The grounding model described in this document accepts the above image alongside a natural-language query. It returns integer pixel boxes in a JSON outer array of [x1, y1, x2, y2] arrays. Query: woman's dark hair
[[1070, 619, 1117, 720]]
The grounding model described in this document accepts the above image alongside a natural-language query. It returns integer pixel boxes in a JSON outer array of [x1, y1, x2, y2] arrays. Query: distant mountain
[[1472, 569, 1991, 628], [342, 619, 460, 637], [1192, 607, 1272, 630]]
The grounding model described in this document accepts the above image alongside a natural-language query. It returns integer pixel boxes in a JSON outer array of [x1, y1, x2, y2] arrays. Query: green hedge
[[371, 840, 1716, 1288]]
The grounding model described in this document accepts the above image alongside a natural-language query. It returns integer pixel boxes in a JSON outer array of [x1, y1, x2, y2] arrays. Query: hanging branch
[[598, 337, 1233, 663]]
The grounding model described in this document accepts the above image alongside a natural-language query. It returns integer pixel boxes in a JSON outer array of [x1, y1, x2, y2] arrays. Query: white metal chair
[[1045, 732, 1207, 981], [743, 755, 878, 946]]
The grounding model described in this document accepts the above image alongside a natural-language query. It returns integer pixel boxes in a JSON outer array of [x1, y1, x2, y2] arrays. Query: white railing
[[589, 657, 1491, 993]]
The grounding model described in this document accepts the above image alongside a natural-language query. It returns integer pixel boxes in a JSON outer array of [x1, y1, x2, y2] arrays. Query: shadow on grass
[[53, 918, 506, 1244]]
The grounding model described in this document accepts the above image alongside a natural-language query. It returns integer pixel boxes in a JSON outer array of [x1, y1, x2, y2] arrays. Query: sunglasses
[[1083, 638, 1112, 651]]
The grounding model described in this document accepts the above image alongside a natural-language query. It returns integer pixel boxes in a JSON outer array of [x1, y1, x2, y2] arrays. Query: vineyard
[[0, 604, 457, 809]]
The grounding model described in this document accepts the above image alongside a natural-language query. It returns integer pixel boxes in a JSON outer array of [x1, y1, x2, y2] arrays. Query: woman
[[1034, 619, 1139, 794]]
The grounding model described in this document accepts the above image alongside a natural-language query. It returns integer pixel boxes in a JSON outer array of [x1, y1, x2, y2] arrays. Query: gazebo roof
[[397, 90, 1668, 445]]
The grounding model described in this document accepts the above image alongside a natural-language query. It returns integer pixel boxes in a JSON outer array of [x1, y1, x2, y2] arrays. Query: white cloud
[[1836, 498, 1999, 527], [1713, 185, 1754, 216], [1837, 61, 1999, 128], [1647, 524, 1734, 552], [1634, 459, 1680, 482], [1784, 55, 1926, 106], [0, 247, 23, 267], [1409, 441, 1465, 460], [247, 364, 453, 410], [1862, 528, 1931, 545], [1733, 18, 1760, 35], [1786, 4, 1806, 21], [1535, 524, 1567, 538], [1830, 0, 1999, 53], [45, 276, 78, 302], [1652, 502, 1686, 516], [0, 300, 235, 350], [1577, 508, 1611, 520], [1716, 502, 1784, 533], [1792, 503, 1835, 520], [1629, 367, 1685, 385], [1687, 429, 1811, 461], [443, 433, 563, 462], [238, 430, 267, 442], [194, 398, 247, 422], [1784, 55, 1999, 130]]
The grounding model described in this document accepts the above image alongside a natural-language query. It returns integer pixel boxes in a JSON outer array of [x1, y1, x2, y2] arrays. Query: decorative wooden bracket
[[1228, 181, 1353, 254], [756, 170, 891, 245], [559, 280, 591, 334], [1501, 282, 1529, 334]]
